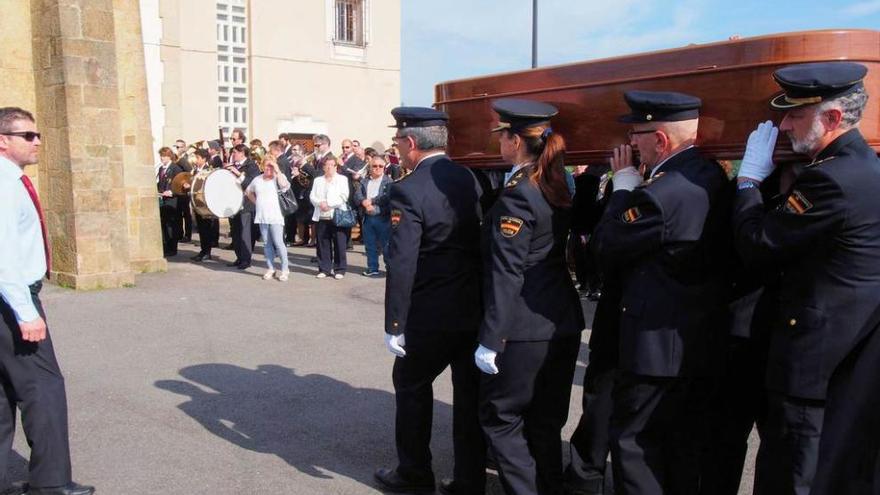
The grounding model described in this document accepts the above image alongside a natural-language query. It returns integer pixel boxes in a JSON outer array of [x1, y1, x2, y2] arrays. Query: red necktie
[[20, 175, 51, 279]]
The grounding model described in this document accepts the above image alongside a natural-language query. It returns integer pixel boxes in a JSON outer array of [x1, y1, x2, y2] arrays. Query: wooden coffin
[[435, 29, 880, 168]]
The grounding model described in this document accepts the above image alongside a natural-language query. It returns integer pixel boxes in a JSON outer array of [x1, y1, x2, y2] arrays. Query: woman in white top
[[245, 156, 291, 281], [309, 156, 350, 279]]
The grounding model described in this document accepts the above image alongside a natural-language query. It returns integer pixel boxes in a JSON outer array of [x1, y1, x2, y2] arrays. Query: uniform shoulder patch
[[499, 216, 524, 238], [784, 190, 814, 215], [621, 207, 642, 223], [390, 209, 403, 228]]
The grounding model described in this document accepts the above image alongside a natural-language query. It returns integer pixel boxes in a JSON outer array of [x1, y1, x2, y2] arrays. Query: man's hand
[[361, 198, 372, 208], [474, 344, 499, 375], [610, 145, 642, 191], [19, 317, 47, 342], [366, 205, 376, 215], [161, 190, 173, 198], [738, 120, 779, 183], [385, 333, 406, 357]]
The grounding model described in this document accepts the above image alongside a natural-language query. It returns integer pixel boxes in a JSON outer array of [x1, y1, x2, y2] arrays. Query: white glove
[[738, 120, 779, 182], [612, 167, 643, 191], [385, 333, 406, 357], [474, 344, 499, 375]]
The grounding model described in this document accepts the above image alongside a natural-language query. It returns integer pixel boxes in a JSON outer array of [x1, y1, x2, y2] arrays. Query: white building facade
[[140, 0, 401, 153]]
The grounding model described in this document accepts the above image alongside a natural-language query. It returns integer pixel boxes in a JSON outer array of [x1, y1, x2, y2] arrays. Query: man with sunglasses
[[0, 107, 94, 494], [593, 91, 731, 495]]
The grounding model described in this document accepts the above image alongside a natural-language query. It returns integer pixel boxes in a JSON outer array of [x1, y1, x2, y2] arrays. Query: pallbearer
[[593, 91, 731, 495], [475, 98, 584, 495], [731, 61, 880, 495]]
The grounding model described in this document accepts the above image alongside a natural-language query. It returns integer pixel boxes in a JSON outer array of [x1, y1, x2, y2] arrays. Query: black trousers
[[480, 334, 581, 495], [315, 221, 347, 275], [178, 196, 193, 240], [699, 336, 768, 495], [0, 283, 71, 488], [392, 331, 486, 493], [231, 210, 255, 264], [566, 366, 615, 491], [195, 214, 219, 257], [159, 204, 178, 256], [753, 392, 824, 495], [284, 214, 297, 243], [610, 373, 708, 495]]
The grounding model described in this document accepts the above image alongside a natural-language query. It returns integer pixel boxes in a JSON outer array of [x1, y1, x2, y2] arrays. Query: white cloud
[[842, 0, 880, 15]]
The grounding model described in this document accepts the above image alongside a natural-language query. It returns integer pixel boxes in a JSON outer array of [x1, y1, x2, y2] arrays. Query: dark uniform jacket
[[732, 129, 880, 401], [235, 159, 261, 213], [157, 163, 184, 209], [479, 165, 584, 351], [209, 154, 224, 170], [385, 154, 483, 335], [594, 147, 731, 377]]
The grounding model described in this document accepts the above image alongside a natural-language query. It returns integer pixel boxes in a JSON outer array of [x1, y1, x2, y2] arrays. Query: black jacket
[[385, 154, 484, 335], [732, 129, 880, 400], [157, 163, 184, 209], [234, 159, 261, 213], [594, 147, 731, 377], [479, 165, 584, 351]]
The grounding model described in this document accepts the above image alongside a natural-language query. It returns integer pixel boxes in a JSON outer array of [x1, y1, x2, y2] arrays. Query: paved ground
[[9, 238, 758, 494]]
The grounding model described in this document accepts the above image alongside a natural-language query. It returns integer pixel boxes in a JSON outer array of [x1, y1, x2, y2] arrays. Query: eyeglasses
[[2, 131, 41, 142], [371, 165, 385, 168], [627, 129, 657, 139], [342, 146, 351, 149]]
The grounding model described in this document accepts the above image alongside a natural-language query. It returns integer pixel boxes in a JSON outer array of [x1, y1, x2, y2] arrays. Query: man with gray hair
[[732, 62, 880, 495], [0, 107, 94, 494], [376, 107, 486, 495]]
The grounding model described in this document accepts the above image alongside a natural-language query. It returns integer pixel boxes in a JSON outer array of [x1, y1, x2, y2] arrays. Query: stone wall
[[0, 0, 165, 290]]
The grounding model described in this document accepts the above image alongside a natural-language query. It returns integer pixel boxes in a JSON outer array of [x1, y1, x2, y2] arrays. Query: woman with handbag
[[245, 155, 292, 281], [309, 156, 352, 279]]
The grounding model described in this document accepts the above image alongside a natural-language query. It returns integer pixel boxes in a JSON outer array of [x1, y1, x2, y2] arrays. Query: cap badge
[[646, 114, 653, 121]]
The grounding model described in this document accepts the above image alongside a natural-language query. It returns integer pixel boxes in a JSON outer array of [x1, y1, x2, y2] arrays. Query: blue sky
[[401, 0, 880, 106]]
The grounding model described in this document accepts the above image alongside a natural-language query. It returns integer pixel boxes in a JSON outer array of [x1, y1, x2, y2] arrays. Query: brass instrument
[[294, 152, 315, 188], [251, 144, 268, 171]]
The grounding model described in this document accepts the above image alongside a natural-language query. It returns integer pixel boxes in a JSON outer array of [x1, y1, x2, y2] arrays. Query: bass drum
[[191, 168, 243, 218]]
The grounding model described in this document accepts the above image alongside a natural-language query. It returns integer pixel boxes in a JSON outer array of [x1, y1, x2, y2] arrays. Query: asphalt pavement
[[9, 239, 757, 494]]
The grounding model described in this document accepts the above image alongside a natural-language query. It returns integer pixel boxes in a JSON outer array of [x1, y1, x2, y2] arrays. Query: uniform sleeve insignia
[[784, 190, 814, 215], [621, 207, 642, 223], [499, 216, 524, 238], [391, 209, 403, 228]]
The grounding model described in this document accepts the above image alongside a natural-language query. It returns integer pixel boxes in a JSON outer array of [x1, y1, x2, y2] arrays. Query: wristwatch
[[737, 180, 760, 191]]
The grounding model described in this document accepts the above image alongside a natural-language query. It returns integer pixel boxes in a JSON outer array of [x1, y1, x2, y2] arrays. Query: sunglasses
[[2, 131, 41, 142], [371, 165, 385, 168]]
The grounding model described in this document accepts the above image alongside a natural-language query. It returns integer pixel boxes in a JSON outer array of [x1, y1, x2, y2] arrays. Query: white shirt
[[309, 174, 350, 222], [366, 176, 383, 199], [246, 176, 286, 225], [649, 145, 695, 179], [0, 156, 46, 322]]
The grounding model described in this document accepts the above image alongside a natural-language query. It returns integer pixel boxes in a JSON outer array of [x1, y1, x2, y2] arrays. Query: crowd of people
[[153, 130, 404, 281]]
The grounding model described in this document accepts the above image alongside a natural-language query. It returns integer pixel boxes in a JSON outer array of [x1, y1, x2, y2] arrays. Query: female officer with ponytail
[[475, 99, 585, 495]]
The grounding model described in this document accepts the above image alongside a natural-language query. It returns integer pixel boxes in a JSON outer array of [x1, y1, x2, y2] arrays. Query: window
[[233, 67, 239, 83], [335, 0, 365, 46], [216, 0, 249, 135], [224, 66, 229, 82], [242, 108, 247, 123], [242, 68, 247, 84]]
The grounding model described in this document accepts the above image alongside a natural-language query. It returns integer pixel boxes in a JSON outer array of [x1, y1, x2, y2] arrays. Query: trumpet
[[294, 152, 316, 188]]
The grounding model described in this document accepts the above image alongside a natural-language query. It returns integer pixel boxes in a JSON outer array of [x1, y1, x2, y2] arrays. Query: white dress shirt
[[309, 174, 350, 222], [0, 156, 46, 322]]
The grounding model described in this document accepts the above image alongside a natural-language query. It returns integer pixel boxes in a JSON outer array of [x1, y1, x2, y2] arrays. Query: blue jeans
[[259, 223, 288, 272], [362, 214, 390, 272]]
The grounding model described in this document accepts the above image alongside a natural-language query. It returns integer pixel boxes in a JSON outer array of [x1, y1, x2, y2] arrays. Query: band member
[[174, 139, 194, 242], [593, 91, 731, 495], [376, 107, 486, 495], [475, 99, 584, 495], [157, 146, 183, 257], [731, 61, 880, 495], [189, 149, 219, 263], [225, 144, 260, 269]]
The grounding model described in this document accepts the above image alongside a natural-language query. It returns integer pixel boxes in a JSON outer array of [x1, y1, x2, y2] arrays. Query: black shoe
[[1, 482, 26, 495], [438, 478, 480, 495], [226, 260, 241, 267], [236, 262, 251, 270], [25, 482, 95, 495], [563, 468, 604, 495], [191, 254, 206, 262], [373, 468, 434, 493]]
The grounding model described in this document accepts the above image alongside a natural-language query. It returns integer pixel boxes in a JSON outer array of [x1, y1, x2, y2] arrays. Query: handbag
[[333, 206, 356, 228], [277, 186, 298, 216]]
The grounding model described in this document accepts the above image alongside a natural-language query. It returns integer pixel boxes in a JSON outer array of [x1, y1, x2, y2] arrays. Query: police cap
[[769, 62, 868, 110], [491, 98, 559, 132], [389, 107, 449, 128], [618, 90, 702, 123]]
